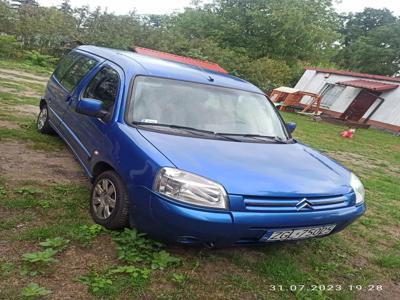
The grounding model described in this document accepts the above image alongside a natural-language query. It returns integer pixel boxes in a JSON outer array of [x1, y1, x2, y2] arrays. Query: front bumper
[[131, 189, 366, 246]]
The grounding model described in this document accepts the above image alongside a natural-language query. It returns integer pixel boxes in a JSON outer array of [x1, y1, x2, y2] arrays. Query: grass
[[0, 62, 399, 299], [0, 91, 39, 106], [0, 78, 46, 94], [0, 58, 53, 76]]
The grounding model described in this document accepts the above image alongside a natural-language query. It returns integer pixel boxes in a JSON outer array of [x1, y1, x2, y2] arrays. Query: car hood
[[139, 129, 352, 197]]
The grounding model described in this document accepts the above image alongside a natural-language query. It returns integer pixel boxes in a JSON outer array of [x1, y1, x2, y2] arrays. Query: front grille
[[243, 194, 350, 212]]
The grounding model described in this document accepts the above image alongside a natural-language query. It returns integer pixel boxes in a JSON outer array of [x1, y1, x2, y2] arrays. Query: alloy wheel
[[92, 179, 117, 219], [37, 107, 48, 130]]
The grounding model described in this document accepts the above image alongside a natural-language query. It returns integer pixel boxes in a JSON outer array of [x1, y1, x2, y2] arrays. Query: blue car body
[[42, 46, 365, 246]]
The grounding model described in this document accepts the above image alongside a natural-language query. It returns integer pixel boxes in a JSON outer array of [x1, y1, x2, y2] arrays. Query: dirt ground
[[0, 120, 20, 129], [0, 140, 87, 184]]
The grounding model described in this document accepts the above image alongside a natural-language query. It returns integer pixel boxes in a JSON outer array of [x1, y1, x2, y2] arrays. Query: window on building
[[320, 84, 345, 108]]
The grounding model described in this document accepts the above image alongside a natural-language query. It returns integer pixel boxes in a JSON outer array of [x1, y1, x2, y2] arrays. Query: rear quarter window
[[53, 52, 79, 82], [60, 56, 97, 92]]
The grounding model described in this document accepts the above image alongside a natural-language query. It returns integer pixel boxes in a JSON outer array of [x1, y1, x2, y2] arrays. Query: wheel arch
[[39, 97, 47, 109], [91, 161, 116, 182]]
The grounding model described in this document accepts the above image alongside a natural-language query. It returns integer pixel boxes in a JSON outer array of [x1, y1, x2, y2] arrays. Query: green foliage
[[20, 236, 71, 276], [21, 283, 52, 299], [337, 24, 400, 76], [0, 185, 6, 197], [78, 271, 115, 295], [340, 8, 397, 46], [151, 250, 181, 270], [77, 229, 179, 296], [78, 266, 151, 296], [75, 224, 104, 246], [111, 228, 163, 264], [22, 248, 58, 265], [243, 57, 294, 91], [376, 252, 400, 269], [0, 35, 22, 58], [39, 237, 70, 251], [1, 186, 53, 209], [111, 228, 180, 268], [16, 187, 43, 197], [1, 262, 15, 276], [336, 8, 400, 75], [171, 272, 189, 285], [108, 265, 151, 289], [23, 50, 58, 69]]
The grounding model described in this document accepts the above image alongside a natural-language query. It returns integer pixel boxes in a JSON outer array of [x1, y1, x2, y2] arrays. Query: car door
[[66, 62, 124, 173]]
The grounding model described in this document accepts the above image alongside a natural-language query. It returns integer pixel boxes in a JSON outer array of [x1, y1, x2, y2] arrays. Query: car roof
[[76, 45, 264, 94]]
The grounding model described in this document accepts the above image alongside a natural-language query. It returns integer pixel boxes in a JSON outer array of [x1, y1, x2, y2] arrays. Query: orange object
[[340, 128, 356, 138]]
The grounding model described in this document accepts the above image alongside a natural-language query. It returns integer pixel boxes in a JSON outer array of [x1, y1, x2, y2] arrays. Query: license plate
[[261, 225, 336, 242]]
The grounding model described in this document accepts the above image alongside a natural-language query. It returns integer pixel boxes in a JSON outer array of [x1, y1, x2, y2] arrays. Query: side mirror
[[286, 122, 297, 134], [76, 98, 108, 119]]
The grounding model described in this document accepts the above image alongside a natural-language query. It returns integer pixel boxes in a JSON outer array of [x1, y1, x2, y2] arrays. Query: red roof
[[337, 79, 398, 92], [132, 46, 228, 74], [306, 67, 400, 83]]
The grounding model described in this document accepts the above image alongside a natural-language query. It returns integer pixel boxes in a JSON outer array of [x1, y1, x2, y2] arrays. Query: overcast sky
[[37, 0, 400, 16]]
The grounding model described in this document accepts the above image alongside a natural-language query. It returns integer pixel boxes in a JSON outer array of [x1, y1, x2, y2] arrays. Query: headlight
[[350, 173, 365, 205], [153, 167, 228, 209]]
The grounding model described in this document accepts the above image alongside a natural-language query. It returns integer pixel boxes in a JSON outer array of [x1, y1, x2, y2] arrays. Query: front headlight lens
[[350, 173, 365, 205], [153, 167, 228, 209]]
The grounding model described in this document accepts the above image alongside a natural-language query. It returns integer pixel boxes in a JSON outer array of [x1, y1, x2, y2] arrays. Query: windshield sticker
[[141, 119, 158, 124]]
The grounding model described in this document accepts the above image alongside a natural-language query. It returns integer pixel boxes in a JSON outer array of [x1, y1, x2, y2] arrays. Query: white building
[[295, 67, 400, 132]]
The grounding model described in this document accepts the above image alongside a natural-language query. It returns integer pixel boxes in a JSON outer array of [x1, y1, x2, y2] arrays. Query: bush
[[23, 50, 59, 69], [0, 35, 22, 58], [243, 57, 295, 92]]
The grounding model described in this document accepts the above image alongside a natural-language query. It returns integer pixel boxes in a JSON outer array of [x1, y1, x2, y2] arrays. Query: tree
[[0, 0, 14, 34], [338, 24, 400, 76], [242, 57, 294, 91], [10, 0, 37, 8], [209, 0, 340, 63], [340, 8, 397, 46], [59, 0, 72, 15], [336, 8, 400, 75]]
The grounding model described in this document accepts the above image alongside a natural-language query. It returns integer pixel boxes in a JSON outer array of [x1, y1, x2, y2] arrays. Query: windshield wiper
[[132, 122, 242, 142], [221, 133, 289, 144]]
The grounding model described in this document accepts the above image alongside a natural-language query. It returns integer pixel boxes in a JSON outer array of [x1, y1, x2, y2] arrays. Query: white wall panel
[[294, 70, 400, 126]]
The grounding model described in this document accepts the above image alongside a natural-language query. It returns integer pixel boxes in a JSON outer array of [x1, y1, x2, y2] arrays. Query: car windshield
[[127, 76, 289, 141]]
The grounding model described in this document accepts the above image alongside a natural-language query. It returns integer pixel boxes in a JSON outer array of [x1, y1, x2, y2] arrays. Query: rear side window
[[60, 55, 97, 92], [53, 52, 78, 81], [83, 67, 120, 114]]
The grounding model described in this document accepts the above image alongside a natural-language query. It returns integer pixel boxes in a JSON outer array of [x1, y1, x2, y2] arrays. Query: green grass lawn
[[0, 64, 399, 299], [0, 59, 53, 76]]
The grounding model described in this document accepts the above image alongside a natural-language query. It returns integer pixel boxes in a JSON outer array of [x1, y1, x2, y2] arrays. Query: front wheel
[[37, 104, 54, 134], [90, 170, 130, 230]]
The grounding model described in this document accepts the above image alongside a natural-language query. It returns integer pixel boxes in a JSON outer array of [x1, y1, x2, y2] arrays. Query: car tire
[[90, 170, 130, 230], [37, 104, 54, 134]]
